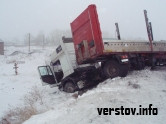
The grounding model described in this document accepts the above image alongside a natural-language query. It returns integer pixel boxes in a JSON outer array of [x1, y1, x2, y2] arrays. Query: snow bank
[[24, 68, 166, 124]]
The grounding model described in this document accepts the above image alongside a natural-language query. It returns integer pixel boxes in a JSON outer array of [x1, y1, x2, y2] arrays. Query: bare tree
[[48, 29, 72, 45]]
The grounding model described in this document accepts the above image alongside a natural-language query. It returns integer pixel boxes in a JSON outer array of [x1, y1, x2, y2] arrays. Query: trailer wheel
[[64, 81, 76, 93], [103, 60, 120, 78], [119, 64, 129, 77]]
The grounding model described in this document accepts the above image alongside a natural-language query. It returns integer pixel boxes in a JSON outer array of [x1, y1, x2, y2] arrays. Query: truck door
[[38, 66, 56, 85]]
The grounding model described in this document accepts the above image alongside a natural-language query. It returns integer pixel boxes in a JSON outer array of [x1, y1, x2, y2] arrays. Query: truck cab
[[38, 37, 102, 93], [38, 37, 75, 86]]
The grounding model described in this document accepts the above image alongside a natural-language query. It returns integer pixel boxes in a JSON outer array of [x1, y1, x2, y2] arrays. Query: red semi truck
[[38, 5, 166, 93]]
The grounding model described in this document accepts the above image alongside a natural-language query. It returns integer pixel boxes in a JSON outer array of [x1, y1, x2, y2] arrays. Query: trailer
[[38, 4, 166, 93], [70, 4, 166, 73]]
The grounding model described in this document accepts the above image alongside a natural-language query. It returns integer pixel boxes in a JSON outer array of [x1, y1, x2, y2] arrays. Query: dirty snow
[[0, 46, 166, 124]]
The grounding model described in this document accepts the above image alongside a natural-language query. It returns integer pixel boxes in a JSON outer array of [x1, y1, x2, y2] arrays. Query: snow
[[23, 68, 166, 124], [0, 46, 166, 124], [0, 46, 54, 118]]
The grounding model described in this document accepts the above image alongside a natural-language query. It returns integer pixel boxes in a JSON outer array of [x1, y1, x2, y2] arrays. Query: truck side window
[[53, 60, 62, 72], [39, 67, 49, 76], [52, 60, 64, 82], [38, 66, 53, 76]]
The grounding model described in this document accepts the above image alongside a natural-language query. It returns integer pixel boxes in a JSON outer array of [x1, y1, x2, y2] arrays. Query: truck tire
[[103, 60, 120, 79], [64, 81, 76, 93], [119, 64, 129, 77], [132, 57, 145, 70], [137, 62, 145, 70]]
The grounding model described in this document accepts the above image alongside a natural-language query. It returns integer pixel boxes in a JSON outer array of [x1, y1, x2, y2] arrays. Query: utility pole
[[42, 34, 45, 50], [28, 33, 30, 52]]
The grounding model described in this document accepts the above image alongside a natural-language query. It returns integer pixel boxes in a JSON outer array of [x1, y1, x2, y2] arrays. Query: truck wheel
[[119, 64, 129, 77], [64, 81, 76, 93], [103, 60, 120, 79]]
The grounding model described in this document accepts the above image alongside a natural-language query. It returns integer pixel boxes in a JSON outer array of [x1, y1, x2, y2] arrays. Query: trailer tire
[[119, 64, 129, 77], [64, 81, 76, 93], [103, 60, 120, 79]]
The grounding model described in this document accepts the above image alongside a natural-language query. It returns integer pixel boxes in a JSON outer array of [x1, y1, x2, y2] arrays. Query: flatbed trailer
[[70, 4, 166, 66], [103, 40, 166, 53]]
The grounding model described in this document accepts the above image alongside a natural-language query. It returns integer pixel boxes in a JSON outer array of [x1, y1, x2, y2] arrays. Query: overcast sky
[[0, 0, 166, 42]]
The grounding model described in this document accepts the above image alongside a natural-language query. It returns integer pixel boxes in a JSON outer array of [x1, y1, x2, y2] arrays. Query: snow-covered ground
[[0, 46, 54, 118], [0, 46, 166, 124], [24, 69, 166, 124]]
